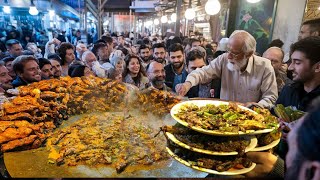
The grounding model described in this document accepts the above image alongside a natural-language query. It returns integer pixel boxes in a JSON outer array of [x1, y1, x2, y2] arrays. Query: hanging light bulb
[[185, 8, 195, 20], [49, 9, 55, 17], [171, 13, 177, 22], [3, 0, 10, 14], [29, 6, 39, 15], [3, 5, 11, 14], [29, 0, 39, 16], [154, 18, 160, 25], [185, 0, 195, 20], [247, 0, 261, 3], [205, 0, 221, 15], [161, 15, 168, 23], [103, 20, 109, 26]]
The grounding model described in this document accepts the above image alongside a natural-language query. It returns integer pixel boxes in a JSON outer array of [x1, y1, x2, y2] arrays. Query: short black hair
[[138, 44, 150, 54], [290, 36, 320, 65], [38, 58, 52, 69], [12, 55, 39, 74], [104, 36, 113, 45], [189, 38, 201, 46], [5, 39, 21, 49], [268, 39, 284, 49], [302, 18, 320, 35], [143, 37, 150, 45], [1, 56, 15, 65], [186, 49, 205, 66], [91, 42, 108, 57], [57, 42, 74, 65], [171, 37, 182, 45], [168, 43, 184, 54], [47, 53, 62, 65], [70, 65, 86, 77], [152, 43, 166, 52], [117, 47, 129, 56], [94, 39, 107, 44]]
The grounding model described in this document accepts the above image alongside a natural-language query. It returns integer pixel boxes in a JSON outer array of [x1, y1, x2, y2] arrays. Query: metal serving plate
[[171, 100, 279, 136], [165, 132, 257, 155], [166, 147, 256, 175]]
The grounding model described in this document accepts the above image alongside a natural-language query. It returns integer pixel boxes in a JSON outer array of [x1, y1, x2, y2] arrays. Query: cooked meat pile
[[162, 124, 250, 154], [134, 88, 180, 116], [175, 103, 278, 133], [256, 131, 281, 147], [47, 113, 169, 173], [168, 142, 252, 172], [0, 76, 180, 152]]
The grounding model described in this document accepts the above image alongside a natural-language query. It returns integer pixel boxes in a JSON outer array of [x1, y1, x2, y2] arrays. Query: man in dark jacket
[[276, 36, 320, 111], [164, 43, 187, 92]]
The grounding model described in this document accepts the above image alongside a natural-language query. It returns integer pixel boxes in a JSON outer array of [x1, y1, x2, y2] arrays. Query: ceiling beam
[[101, 0, 109, 10], [86, 0, 98, 12], [85, 1, 98, 19]]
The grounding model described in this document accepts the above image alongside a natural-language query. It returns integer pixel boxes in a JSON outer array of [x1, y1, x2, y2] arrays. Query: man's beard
[[142, 56, 149, 62], [152, 78, 165, 87], [155, 58, 165, 64], [172, 61, 184, 69], [227, 58, 248, 71]]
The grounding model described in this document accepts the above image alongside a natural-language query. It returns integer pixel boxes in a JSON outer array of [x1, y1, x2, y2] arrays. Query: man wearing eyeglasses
[[176, 30, 278, 109]]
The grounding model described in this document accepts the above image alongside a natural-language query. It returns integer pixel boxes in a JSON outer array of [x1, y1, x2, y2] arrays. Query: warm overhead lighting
[[185, 0, 195, 20], [171, 13, 177, 22], [185, 8, 195, 20], [247, 0, 261, 3], [161, 15, 168, 23], [3, 5, 11, 14], [205, 0, 221, 15], [154, 18, 160, 25], [146, 20, 153, 26], [318, 6, 320, 10], [29, 0, 39, 16]]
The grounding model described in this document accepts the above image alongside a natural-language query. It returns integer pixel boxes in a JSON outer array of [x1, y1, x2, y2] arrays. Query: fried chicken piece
[[43, 121, 56, 129], [0, 112, 33, 121], [0, 120, 36, 132], [0, 127, 33, 143], [1, 135, 37, 152], [40, 91, 65, 100], [3, 103, 39, 114], [36, 79, 67, 91], [114, 158, 129, 173], [11, 95, 39, 105]]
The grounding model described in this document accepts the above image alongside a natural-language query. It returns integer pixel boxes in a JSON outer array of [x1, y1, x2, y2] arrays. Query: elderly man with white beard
[[176, 30, 278, 109]]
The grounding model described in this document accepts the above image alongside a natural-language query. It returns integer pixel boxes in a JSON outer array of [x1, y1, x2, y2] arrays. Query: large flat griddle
[[3, 112, 207, 178]]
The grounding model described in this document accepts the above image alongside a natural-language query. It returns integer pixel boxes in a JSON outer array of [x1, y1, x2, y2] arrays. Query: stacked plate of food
[[165, 100, 280, 175]]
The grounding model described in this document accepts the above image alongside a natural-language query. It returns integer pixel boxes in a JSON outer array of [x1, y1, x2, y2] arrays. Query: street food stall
[[0, 76, 280, 178]]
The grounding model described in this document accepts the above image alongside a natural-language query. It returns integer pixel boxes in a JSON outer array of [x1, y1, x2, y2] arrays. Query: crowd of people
[[0, 16, 320, 179]]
